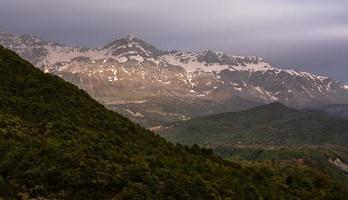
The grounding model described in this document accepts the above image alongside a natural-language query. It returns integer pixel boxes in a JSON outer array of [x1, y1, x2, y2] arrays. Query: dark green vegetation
[[313, 104, 348, 120], [1, 45, 348, 199], [160, 102, 348, 145], [160, 101, 348, 187], [212, 145, 348, 179]]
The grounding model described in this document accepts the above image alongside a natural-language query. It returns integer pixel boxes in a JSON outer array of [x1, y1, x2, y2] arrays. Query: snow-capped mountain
[[1, 32, 348, 126]]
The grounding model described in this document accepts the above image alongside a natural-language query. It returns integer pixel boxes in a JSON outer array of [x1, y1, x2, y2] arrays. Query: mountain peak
[[103, 34, 145, 49], [0, 32, 13, 37], [102, 34, 165, 58], [197, 50, 225, 64], [267, 101, 287, 108], [106, 34, 141, 46], [125, 33, 136, 40], [20, 33, 39, 39], [17, 34, 56, 46], [249, 102, 297, 114]]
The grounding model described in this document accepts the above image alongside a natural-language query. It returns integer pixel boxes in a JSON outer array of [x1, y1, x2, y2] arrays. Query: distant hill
[[313, 104, 348, 119], [160, 102, 348, 146], [213, 144, 348, 179], [160, 103, 348, 181], [3, 46, 348, 199]]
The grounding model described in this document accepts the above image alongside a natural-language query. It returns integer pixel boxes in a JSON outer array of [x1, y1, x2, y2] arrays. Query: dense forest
[[1, 45, 348, 199], [160, 102, 348, 145]]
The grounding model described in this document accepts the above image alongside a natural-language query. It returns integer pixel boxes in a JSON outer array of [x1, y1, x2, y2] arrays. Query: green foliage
[[0, 45, 347, 199], [160, 102, 348, 146]]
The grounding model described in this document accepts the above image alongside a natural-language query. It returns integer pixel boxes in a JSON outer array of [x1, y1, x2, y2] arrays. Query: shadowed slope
[[161, 102, 348, 145]]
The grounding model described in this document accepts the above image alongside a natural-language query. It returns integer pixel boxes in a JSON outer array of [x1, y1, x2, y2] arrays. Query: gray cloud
[[0, 0, 347, 81]]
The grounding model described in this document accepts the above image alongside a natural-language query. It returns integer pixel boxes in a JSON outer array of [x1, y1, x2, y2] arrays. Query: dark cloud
[[0, 0, 347, 81]]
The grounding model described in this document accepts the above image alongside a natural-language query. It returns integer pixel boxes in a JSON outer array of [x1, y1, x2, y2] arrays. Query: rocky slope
[[1, 32, 348, 126]]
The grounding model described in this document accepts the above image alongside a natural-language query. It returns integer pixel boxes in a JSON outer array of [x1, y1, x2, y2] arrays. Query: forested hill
[[161, 102, 348, 146], [0, 45, 348, 199]]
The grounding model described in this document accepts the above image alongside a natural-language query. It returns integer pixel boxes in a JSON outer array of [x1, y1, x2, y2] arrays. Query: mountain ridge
[[1, 32, 348, 126], [3, 45, 348, 199]]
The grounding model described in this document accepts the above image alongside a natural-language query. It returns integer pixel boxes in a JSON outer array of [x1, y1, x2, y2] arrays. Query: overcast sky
[[0, 0, 348, 82]]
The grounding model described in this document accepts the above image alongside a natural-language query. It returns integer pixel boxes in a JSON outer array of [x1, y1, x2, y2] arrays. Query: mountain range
[[3, 45, 348, 199], [1, 32, 348, 126]]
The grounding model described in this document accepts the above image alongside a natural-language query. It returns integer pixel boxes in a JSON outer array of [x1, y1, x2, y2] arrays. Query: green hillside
[[212, 144, 348, 179], [313, 104, 348, 119], [160, 102, 348, 146], [1, 45, 348, 199]]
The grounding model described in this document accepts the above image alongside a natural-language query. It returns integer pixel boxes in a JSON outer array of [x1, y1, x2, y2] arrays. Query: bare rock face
[[1, 32, 348, 126]]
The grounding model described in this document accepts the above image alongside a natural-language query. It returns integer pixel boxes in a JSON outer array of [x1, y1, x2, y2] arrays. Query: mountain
[[159, 102, 348, 179], [3, 46, 348, 199], [313, 104, 348, 119], [160, 102, 348, 146], [1, 32, 348, 127], [213, 144, 348, 183]]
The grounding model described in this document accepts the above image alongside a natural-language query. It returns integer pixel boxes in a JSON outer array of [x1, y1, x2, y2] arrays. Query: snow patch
[[161, 52, 273, 73], [129, 55, 144, 63], [125, 109, 144, 117], [234, 87, 242, 91], [118, 57, 128, 63]]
